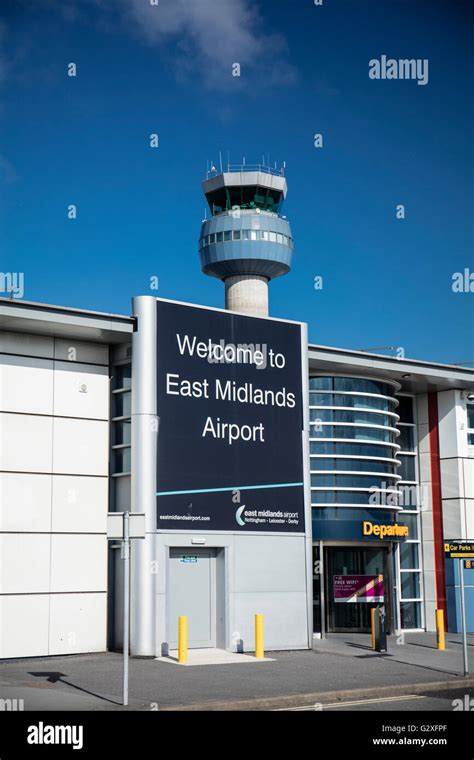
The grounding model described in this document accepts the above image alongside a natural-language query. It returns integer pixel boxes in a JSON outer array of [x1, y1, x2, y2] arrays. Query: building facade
[[1, 297, 473, 659]]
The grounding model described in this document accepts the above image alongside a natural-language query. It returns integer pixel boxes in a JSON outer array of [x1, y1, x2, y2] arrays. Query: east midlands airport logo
[[235, 504, 299, 527], [236, 504, 246, 526]]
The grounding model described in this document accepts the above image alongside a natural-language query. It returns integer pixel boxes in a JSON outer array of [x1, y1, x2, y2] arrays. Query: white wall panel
[[438, 390, 460, 459], [53, 362, 109, 420], [441, 498, 463, 539], [49, 593, 107, 655], [52, 475, 107, 533], [50, 534, 107, 593], [0, 534, 51, 593], [463, 459, 474, 499], [440, 458, 462, 500], [466, 499, 474, 540], [0, 413, 53, 473], [0, 472, 51, 532], [0, 355, 54, 415], [0, 595, 49, 658], [52, 418, 108, 476]]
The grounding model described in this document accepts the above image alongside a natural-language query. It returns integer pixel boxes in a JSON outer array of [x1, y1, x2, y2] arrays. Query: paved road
[[1, 632, 473, 711], [280, 687, 474, 711]]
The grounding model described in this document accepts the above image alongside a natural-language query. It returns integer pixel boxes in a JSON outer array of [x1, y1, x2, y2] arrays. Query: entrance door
[[168, 548, 217, 648], [326, 547, 389, 632]]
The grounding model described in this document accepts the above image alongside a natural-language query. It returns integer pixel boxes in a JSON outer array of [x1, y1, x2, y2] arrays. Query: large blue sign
[[155, 300, 306, 533]]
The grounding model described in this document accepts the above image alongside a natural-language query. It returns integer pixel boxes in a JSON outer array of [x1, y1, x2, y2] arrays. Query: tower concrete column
[[224, 275, 269, 317]]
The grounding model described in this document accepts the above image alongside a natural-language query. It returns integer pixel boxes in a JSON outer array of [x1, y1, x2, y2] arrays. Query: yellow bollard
[[255, 613, 264, 659], [178, 615, 188, 664], [371, 607, 376, 651], [436, 609, 445, 650]]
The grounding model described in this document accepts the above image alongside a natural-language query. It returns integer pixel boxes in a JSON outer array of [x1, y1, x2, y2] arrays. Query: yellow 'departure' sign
[[444, 541, 474, 558], [362, 521, 409, 539]]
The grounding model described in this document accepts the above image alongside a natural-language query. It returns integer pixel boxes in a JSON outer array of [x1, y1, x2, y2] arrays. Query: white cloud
[[123, 0, 297, 90], [6, 0, 297, 91]]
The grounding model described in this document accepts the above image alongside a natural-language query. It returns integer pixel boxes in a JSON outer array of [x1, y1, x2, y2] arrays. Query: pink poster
[[333, 574, 384, 603]]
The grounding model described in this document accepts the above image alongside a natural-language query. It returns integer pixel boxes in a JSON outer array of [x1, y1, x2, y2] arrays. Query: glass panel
[[310, 424, 396, 443], [311, 474, 397, 489], [311, 490, 397, 505], [309, 441, 396, 457], [400, 542, 419, 569], [113, 391, 131, 418], [468, 404, 474, 430], [400, 601, 421, 628], [401, 572, 421, 599], [224, 230, 232, 241], [469, 433, 474, 446], [114, 420, 131, 445], [333, 378, 394, 396], [327, 548, 387, 631], [397, 425, 415, 451], [397, 455, 416, 481], [312, 506, 401, 522], [114, 447, 131, 473], [310, 458, 397, 474], [112, 365, 131, 391], [309, 377, 334, 391], [216, 231, 223, 243], [232, 230, 241, 240], [398, 484, 419, 509], [397, 513, 418, 538], [396, 396, 414, 423], [309, 393, 394, 411]]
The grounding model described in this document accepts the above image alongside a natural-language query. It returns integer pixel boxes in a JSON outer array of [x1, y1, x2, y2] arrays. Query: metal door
[[168, 548, 216, 648]]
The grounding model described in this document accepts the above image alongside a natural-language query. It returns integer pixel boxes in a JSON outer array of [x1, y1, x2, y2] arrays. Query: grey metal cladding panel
[[203, 172, 287, 196], [0, 304, 133, 345], [54, 337, 109, 365], [0, 331, 54, 358], [234, 592, 308, 649], [114, 475, 132, 511], [308, 345, 474, 392], [233, 535, 307, 593]]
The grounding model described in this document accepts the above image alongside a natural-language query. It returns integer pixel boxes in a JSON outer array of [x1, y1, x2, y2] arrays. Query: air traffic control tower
[[198, 162, 294, 317]]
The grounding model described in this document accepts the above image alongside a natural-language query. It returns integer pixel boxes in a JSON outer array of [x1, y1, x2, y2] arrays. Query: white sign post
[[107, 512, 146, 706]]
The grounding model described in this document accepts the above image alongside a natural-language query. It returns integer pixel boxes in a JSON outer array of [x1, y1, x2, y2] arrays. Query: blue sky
[[0, 0, 472, 363]]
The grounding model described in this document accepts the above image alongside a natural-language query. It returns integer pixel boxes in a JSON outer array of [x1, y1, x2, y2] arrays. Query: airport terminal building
[[1, 165, 473, 659]]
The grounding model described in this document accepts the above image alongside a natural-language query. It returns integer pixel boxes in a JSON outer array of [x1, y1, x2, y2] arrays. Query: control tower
[[198, 162, 294, 317]]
